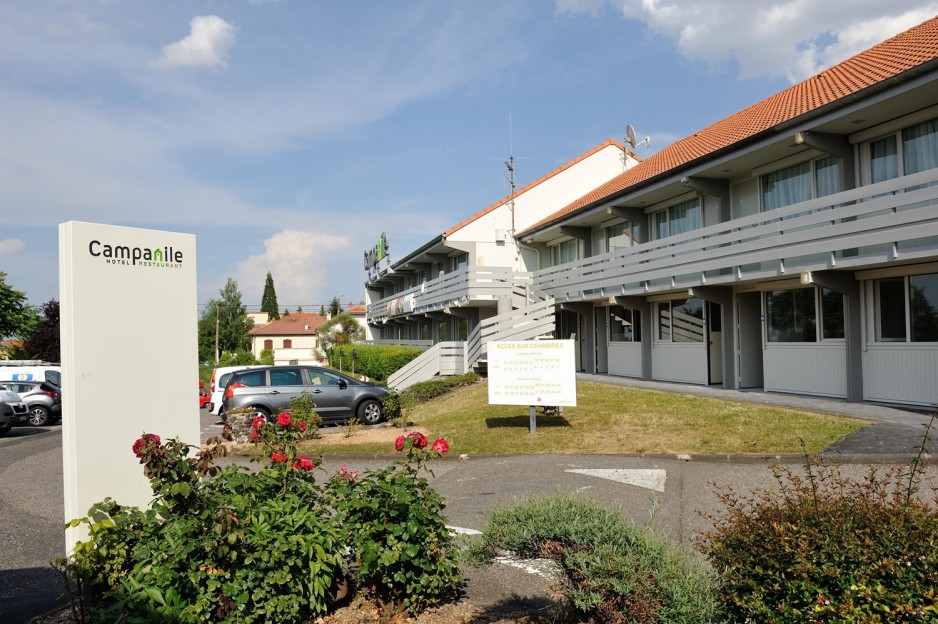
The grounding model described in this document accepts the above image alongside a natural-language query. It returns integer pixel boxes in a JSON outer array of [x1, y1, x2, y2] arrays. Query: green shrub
[[329, 344, 422, 381], [288, 391, 321, 438], [700, 440, 938, 623], [327, 432, 461, 614], [473, 493, 720, 624], [58, 422, 459, 622]]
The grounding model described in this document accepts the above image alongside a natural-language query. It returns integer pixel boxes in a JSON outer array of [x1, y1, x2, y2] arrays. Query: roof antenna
[[625, 123, 651, 151], [504, 115, 517, 232]]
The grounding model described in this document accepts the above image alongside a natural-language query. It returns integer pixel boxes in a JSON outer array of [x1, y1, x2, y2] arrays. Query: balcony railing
[[367, 267, 533, 322], [535, 169, 938, 301]]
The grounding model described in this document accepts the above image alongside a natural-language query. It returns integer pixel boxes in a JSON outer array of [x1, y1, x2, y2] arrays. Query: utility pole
[[215, 305, 220, 364]]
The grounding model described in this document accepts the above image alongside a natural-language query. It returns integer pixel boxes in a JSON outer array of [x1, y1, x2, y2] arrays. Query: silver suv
[[0, 386, 29, 434], [2, 381, 61, 426], [221, 366, 389, 425]]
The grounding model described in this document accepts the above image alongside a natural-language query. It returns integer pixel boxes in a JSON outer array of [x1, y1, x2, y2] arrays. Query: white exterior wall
[[608, 343, 642, 377], [863, 345, 938, 406], [447, 144, 630, 271], [274, 346, 322, 366], [651, 343, 708, 384], [763, 344, 848, 398], [252, 334, 318, 361]]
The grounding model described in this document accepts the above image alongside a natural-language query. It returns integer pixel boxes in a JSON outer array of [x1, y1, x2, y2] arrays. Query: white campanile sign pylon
[[59, 222, 200, 549]]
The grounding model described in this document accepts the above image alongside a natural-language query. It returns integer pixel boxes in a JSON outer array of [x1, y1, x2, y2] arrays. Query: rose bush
[[58, 421, 460, 622]]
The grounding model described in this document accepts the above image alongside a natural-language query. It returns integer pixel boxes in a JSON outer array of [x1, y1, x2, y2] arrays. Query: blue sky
[[2, 1, 936, 316]]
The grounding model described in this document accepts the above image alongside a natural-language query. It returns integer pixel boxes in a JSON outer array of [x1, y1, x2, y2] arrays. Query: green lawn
[[303, 380, 866, 457]]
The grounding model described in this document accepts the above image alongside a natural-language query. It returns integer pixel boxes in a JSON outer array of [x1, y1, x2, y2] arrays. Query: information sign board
[[487, 340, 577, 407]]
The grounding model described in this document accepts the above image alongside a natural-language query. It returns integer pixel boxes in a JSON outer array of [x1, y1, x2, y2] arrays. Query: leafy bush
[[59, 419, 459, 622], [328, 432, 461, 614], [472, 493, 720, 624], [288, 391, 321, 438], [700, 431, 938, 623], [329, 344, 422, 381], [383, 373, 480, 424]]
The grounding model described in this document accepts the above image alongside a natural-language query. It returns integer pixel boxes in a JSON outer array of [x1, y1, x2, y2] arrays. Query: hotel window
[[867, 118, 938, 183], [761, 157, 841, 212], [652, 198, 700, 239], [451, 253, 468, 272], [874, 273, 938, 342], [606, 221, 641, 252], [609, 306, 641, 342], [657, 298, 704, 343], [765, 287, 844, 342], [549, 239, 577, 266]]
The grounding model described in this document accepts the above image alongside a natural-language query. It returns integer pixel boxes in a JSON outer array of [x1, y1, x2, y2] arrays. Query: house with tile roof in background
[[369, 15, 938, 407], [249, 312, 328, 366], [363, 140, 639, 387]]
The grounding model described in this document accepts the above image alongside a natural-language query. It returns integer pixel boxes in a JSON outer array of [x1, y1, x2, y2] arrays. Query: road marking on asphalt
[[565, 468, 667, 492], [494, 556, 561, 579], [447, 525, 482, 536]]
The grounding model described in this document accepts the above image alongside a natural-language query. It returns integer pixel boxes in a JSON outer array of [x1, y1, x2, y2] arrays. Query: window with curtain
[[871, 135, 899, 183], [550, 239, 577, 266], [762, 161, 812, 210], [669, 199, 701, 236], [873, 273, 938, 343], [451, 253, 468, 272], [652, 198, 700, 239], [903, 119, 938, 175], [766, 288, 817, 342], [609, 306, 640, 342], [815, 156, 842, 197]]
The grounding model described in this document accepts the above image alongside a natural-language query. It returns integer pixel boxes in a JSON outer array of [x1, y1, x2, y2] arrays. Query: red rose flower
[[252, 416, 265, 429], [277, 412, 292, 427], [407, 431, 428, 449], [394, 435, 405, 452], [299, 421, 307, 432], [132, 433, 161, 458], [431, 438, 449, 455], [296, 455, 314, 471], [271, 451, 285, 463]]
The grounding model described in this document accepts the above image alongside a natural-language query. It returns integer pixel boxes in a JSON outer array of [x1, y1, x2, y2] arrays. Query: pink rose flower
[[431, 438, 449, 455], [277, 412, 292, 427], [132, 433, 161, 458], [394, 435, 406, 452], [407, 431, 428, 449], [296, 456, 315, 471]]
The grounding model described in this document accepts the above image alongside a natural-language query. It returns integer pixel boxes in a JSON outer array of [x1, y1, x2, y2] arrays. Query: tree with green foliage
[[319, 304, 326, 316], [23, 299, 60, 362], [0, 272, 38, 340], [317, 312, 364, 352], [260, 272, 280, 321], [329, 296, 342, 318], [196, 279, 254, 363]]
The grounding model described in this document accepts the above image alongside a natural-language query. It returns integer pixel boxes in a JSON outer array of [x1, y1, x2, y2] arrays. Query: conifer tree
[[260, 271, 280, 321]]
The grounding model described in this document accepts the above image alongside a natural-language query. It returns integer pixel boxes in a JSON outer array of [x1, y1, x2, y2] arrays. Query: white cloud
[[557, 0, 938, 82], [234, 230, 350, 306], [0, 239, 25, 255], [153, 15, 236, 69]]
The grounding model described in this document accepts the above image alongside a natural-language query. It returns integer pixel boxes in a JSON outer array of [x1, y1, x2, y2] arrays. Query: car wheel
[[252, 406, 271, 420], [28, 405, 50, 426], [357, 399, 383, 425]]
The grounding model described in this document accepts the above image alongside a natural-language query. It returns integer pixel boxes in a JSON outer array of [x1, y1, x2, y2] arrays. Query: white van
[[208, 365, 268, 418], [0, 362, 62, 387]]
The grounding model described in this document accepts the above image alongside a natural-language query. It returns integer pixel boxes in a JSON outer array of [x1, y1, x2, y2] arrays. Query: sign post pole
[[529, 405, 537, 434]]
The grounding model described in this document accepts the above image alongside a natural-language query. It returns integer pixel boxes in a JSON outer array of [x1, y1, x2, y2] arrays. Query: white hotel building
[[365, 16, 938, 407]]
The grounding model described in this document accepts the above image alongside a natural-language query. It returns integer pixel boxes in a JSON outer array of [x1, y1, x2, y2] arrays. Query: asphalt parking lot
[[3, 384, 936, 623]]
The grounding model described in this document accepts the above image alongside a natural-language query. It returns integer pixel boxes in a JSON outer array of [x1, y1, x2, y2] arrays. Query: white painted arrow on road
[[565, 468, 667, 492]]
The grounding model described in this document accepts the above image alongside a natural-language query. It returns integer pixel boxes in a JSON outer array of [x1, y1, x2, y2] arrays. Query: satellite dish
[[625, 123, 651, 149], [625, 124, 637, 148]]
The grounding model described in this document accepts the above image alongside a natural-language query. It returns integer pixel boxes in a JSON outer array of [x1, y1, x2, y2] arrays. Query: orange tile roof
[[523, 15, 938, 233], [444, 139, 627, 236], [347, 304, 366, 315], [250, 312, 327, 336]]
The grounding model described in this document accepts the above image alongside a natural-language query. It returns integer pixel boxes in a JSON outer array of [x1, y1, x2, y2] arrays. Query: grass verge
[[300, 380, 864, 457]]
